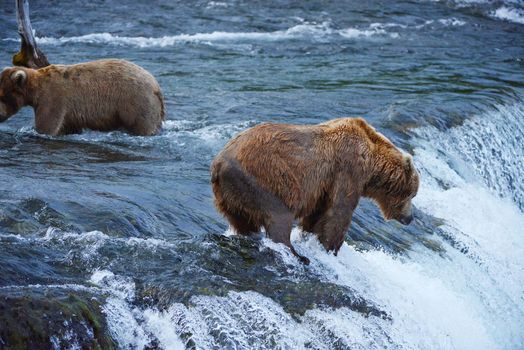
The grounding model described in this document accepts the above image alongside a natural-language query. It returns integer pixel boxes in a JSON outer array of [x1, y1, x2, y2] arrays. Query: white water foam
[[90, 270, 153, 349], [69, 19, 465, 46], [162, 119, 257, 145], [491, 6, 524, 24], [437, 18, 467, 26], [0, 283, 97, 293], [40, 227, 176, 263], [340, 18, 465, 39], [89, 269, 186, 349], [413, 102, 524, 346], [339, 24, 397, 39], [205, 1, 228, 9], [415, 103, 524, 211], [435, 0, 524, 24], [152, 291, 321, 349], [411, 103, 524, 326], [31, 22, 335, 48], [1, 18, 467, 48]]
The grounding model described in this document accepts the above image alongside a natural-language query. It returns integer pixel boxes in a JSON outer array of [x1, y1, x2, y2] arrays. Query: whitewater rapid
[[51, 101, 518, 349], [1, 0, 523, 347], [1, 19, 468, 48], [1, 102, 521, 349]]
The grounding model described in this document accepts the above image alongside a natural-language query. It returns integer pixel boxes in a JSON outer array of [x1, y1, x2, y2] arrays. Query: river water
[[0, 0, 523, 349]]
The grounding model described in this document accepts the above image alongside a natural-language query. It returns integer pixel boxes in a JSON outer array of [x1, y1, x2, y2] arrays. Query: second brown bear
[[0, 59, 164, 136]]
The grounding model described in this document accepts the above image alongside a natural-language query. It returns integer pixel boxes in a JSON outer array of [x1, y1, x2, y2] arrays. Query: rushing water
[[0, 0, 523, 349]]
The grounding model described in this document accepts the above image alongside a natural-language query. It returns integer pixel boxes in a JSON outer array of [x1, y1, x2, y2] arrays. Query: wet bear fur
[[0, 59, 164, 136], [211, 117, 420, 264]]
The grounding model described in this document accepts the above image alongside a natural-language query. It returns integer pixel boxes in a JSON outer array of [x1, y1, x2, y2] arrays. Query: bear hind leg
[[212, 158, 265, 235], [212, 157, 309, 264], [224, 209, 260, 235], [120, 105, 160, 136], [265, 212, 310, 265]]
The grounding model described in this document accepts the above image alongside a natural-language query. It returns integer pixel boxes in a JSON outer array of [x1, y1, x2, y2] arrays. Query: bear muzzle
[[398, 213, 414, 225], [0, 102, 8, 122]]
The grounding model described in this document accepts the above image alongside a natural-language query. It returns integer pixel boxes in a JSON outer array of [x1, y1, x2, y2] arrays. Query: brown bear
[[0, 59, 165, 136], [211, 117, 419, 264]]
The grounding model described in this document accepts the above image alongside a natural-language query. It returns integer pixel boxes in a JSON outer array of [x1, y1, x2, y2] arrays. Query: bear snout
[[0, 109, 9, 122], [0, 102, 6, 120], [398, 213, 414, 225]]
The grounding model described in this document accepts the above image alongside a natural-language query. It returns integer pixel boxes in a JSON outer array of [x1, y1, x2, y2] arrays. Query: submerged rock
[[0, 287, 115, 349]]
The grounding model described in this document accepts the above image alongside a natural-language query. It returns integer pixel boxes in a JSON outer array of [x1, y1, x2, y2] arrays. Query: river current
[[0, 0, 523, 349]]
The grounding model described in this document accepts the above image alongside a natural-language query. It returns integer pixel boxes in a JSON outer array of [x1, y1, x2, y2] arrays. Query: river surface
[[0, 0, 523, 349]]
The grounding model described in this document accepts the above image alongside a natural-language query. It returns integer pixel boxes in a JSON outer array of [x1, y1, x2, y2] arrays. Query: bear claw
[[298, 255, 310, 265]]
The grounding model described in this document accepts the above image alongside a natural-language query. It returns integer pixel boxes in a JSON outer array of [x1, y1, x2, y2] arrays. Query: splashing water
[[1, 0, 523, 348], [81, 101, 524, 349], [0, 18, 472, 48]]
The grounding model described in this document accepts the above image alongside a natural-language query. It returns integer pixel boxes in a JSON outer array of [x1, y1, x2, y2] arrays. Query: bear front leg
[[313, 180, 360, 254], [299, 195, 329, 233], [314, 205, 353, 254], [34, 105, 66, 136]]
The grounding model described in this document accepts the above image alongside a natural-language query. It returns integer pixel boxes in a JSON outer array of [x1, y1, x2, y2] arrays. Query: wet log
[[12, 0, 50, 68]]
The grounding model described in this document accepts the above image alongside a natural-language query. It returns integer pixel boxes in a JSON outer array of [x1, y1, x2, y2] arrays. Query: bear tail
[[155, 90, 166, 121], [210, 160, 221, 184]]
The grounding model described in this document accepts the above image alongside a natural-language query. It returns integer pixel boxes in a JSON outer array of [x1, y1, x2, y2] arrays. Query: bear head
[[0, 68, 30, 122], [365, 152, 419, 225]]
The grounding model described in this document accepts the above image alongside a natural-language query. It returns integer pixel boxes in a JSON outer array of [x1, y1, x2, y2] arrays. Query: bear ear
[[403, 154, 413, 172], [10, 70, 27, 87]]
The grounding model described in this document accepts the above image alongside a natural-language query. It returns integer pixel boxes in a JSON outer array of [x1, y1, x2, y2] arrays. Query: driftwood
[[12, 0, 50, 68]]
